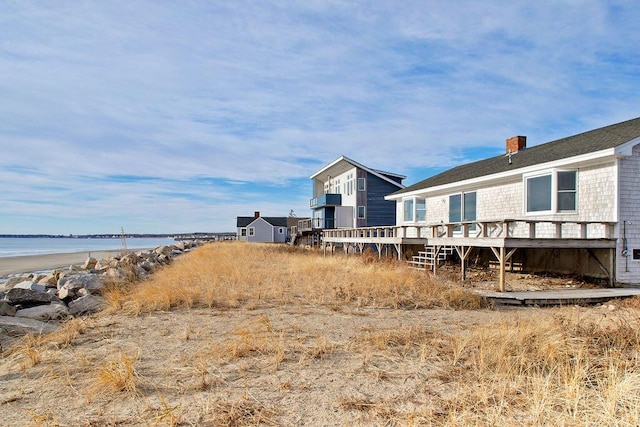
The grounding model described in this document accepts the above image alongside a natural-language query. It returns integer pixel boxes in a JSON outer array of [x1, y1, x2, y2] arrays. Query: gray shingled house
[[236, 212, 289, 243], [383, 116, 640, 285]]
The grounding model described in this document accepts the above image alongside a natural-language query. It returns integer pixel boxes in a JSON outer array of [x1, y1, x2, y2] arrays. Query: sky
[[1, 1, 639, 234]]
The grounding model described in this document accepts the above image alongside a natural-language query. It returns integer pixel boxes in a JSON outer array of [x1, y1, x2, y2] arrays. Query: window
[[403, 199, 414, 222], [403, 197, 426, 222], [527, 175, 552, 212], [332, 178, 341, 194], [249, 227, 255, 236], [416, 198, 427, 222], [241, 228, 247, 237], [525, 170, 576, 213], [449, 192, 476, 231], [357, 206, 366, 219], [278, 228, 284, 234], [557, 171, 576, 211], [358, 178, 366, 191]]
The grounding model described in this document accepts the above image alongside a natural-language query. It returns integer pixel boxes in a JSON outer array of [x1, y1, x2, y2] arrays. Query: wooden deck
[[478, 288, 640, 306], [321, 219, 618, 291]]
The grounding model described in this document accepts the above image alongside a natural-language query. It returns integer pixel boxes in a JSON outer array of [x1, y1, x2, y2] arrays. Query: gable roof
[[238, 215, 290, 228], [392, 116, 640, 196], [236, 216, 254, 227], [311, 155, 406, 189]]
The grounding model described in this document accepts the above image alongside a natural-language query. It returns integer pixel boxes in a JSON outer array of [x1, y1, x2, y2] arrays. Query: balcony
[[310, 193, 342, 209]]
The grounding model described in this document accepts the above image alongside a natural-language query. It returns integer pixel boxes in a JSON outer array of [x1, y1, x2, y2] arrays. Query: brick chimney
[[506, 136, 526, 153], [254, 211, 260, 218]]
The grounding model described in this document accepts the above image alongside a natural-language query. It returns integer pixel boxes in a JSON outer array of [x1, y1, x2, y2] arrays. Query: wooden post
[[499, 246, 506, 292], [609, 247, 615, 288], [461, 246, 466, 280]]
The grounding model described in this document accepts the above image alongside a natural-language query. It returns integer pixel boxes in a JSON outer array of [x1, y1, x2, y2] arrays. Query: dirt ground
[[0, 266, 627, 426]]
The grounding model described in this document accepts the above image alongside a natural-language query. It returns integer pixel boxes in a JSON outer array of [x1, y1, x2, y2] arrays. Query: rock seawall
[[0, 240, 200, 343]]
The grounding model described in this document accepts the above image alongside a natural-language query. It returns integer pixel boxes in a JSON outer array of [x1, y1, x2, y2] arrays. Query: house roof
[[392, 116, 640, 196], [310, 155, 406, 189], [237, 216, 291, 228]]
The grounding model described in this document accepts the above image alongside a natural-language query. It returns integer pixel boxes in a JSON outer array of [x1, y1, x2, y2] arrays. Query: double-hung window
[[525, 170, 577, 213], [449, 192, 476, 231], [403, 197, 426, 222], [403, 199, 414, 222]]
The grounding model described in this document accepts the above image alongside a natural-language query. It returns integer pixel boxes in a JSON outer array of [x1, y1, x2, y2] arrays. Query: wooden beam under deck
[[320, 220, 618, 291]]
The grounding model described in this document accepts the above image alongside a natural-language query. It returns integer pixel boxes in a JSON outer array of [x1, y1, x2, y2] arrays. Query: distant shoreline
[[0, 250, 125, 278]]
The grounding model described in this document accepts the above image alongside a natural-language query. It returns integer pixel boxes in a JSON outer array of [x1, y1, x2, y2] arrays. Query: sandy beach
[[0, 250, 124, 277]]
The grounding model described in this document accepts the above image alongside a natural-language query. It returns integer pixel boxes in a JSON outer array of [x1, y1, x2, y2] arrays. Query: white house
[[385, 117, 640, 285]]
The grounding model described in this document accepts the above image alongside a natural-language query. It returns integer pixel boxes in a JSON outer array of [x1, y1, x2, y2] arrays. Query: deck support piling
[[454, 245, 474, 281], [490, 247, 518, 292]]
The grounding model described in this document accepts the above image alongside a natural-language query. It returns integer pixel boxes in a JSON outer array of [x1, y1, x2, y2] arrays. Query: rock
[[5, 288, 61, 305], [120, 252, 140, 267], [37, 273, 58, 287], [140, 261, 156, 273], [0, 302, 16, 316], [82, 256, 97, 270], [68, 295, 105, 315], [63, 274, 105, 295], [16, 303, 68, 321], [13, 281, 47, 292], [155, 245, 174, 256], [0, 315, 57, 335], [94, 260, 109, 271], [3, 276, 28, 290]]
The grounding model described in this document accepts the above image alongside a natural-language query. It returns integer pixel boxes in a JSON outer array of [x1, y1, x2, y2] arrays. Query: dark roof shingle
[[393, 116, 640, 196]]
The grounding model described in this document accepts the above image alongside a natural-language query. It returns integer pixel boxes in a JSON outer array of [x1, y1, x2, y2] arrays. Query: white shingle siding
[[617, 144, 640, 283]]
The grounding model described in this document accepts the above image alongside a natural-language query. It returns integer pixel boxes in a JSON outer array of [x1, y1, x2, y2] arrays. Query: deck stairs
[[408, 246, 454, 270]]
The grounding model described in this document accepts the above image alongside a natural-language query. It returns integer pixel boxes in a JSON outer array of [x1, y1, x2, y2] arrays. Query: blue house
[[309, 156, 405, 229]]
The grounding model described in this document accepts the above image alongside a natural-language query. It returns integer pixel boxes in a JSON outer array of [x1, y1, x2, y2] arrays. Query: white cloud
[[1, 1, 639, 233]]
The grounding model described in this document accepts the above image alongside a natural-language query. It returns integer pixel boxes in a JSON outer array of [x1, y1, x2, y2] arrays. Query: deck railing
[[322, 219, 617, 241]]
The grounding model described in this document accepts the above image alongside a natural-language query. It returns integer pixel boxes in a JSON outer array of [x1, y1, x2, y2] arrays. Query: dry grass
[[105, 242, 488, 314], [4, 242, 640, 425]]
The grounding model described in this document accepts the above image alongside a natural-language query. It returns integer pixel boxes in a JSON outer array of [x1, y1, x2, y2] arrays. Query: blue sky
[[1, 1, 639, 234]]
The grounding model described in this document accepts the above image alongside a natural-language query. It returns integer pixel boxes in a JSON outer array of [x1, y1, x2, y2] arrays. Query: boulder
[[37, 273, 58, 287], [3, 276, 28, 289], [120, 252, 140, 267], [13, 281, 47, 293], [155, 245, 174, 256], [68, 295, 105, 315], [140, 261, 156, 273], [5, 288, 61, 305], [0, 316, 57, 335], [62, 274, 105, 294], [16, 303, 68, 321], [82, 256, 97, 270], [0, 301, 16, 316]]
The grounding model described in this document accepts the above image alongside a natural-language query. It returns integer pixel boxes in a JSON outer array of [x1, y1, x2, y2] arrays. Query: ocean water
[[0, 237, 175, 258]]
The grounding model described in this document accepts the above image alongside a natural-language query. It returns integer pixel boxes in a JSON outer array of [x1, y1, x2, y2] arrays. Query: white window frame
[[357, 206, 366, 219], [358, 177, 366, 191], [449, 191, 477, 232], [403, 198, 414, 222], [524, 169, 578, 215], [403, 197, 427, 223], [241, 228, 247, 237], [278, 227, 284, 234], [248, 227, 255, 236]]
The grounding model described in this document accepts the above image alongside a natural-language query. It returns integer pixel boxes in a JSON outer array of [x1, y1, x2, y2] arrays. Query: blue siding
[[366, 173, 398, 226]]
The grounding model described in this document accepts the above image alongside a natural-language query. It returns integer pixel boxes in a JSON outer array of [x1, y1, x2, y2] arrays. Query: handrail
[[321, 219, 616, 240]]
